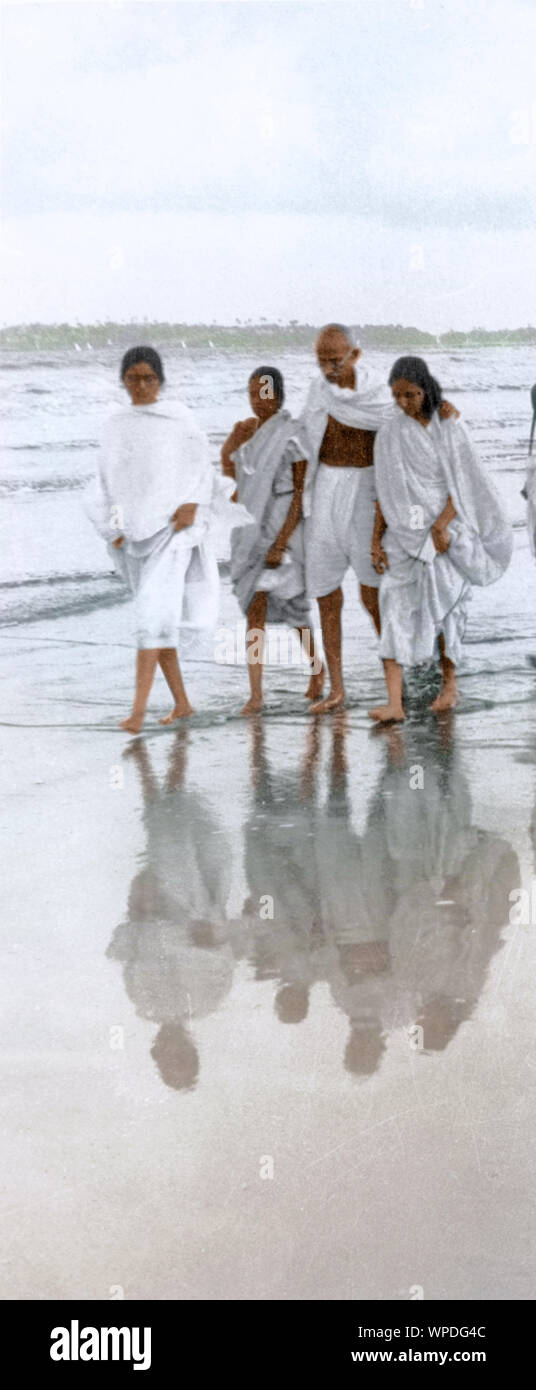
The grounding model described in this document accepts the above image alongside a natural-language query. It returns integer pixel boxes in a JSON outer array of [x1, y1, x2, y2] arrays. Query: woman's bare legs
[[158, 648, 194, 723], [242, 591, 267, 715], [369, 659, 406, 722], [120, 649, 160, 733], [430, 635, 459, 712], [296, 626, 325, 699]]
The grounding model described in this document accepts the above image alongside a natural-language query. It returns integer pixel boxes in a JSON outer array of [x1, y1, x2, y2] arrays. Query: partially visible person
[[369, 356, 513, 723], [222, 365, 324, 714]]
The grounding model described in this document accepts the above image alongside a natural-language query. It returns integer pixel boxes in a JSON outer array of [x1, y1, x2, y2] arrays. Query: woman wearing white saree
[[369, 356, 513, 722], [222, 366, 323, 714], [89, 346, 249, 733]]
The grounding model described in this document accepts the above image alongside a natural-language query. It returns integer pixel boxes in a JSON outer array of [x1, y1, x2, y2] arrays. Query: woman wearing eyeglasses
[[88, 346, 249, 732]]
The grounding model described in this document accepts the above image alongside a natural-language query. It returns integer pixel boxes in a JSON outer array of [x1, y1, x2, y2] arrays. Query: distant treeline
[[1, 321, 536, 352]]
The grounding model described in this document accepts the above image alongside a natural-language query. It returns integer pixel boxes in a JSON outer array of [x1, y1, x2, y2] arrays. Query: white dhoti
[[299, 365, 394, 599], [305, 464, 377, 596]]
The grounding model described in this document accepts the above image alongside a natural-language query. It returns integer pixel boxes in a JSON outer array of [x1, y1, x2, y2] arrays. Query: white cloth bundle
[[299, 363, 393, 516]]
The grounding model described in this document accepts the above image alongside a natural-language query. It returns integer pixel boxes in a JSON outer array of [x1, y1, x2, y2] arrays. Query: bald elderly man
[[300, 325, 458, 712]]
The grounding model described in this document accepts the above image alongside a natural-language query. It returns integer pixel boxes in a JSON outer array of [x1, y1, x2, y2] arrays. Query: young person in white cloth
[[369, 356, 513, 723], [299, 325, 459, 714], [222, 365, 323, 714], [88, 346, 250, 733]]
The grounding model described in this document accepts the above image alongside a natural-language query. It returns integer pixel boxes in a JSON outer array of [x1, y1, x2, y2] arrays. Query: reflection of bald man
[[242, 717, 322, 1026], [317, 715, 396, 1076]]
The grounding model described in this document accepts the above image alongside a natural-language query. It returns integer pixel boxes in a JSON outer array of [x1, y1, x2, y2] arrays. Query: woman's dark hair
[[120, 345, 165, 384], [249, 364, 285, 406], [388, 355, 442, 419]]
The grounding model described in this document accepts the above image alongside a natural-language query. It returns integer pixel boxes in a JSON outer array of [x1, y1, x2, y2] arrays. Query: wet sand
[[2, 561, 536, 1301]]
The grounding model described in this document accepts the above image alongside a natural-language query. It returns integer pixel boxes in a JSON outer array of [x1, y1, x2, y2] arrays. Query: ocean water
[[0, 342, 535, 659]]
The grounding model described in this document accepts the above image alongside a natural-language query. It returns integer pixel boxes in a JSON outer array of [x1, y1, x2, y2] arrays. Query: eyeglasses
[[124, 373, 159, 385], [317, 347, 355, 372]]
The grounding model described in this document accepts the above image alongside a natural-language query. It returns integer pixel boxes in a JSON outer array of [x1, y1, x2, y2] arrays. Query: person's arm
[[371, 501, 389, 574], [265, 459, 306, 567], [431, 494, 457, 553], [439, 399, 460, 420], [221, 418, 257, 500]]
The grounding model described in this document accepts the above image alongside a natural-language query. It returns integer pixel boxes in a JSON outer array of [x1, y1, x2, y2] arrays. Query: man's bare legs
[[310, 587, 345, 713], [296, 626, 325, 700], [120, 647, 194, 733], [360, 583, 381, 636], [242, 591, 267, 715], [120, 649, 161, 733], [369, 658, 406, 723], [158, 648, 194, 723], [430, 634, 459, 712]]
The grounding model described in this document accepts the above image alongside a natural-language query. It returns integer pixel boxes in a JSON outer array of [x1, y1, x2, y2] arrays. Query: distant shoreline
[[1, 322, 535, 352]]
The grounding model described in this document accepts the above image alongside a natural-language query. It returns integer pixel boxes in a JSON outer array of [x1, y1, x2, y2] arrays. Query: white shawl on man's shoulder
[[299, 363, 393, 515], [375, 412, 513, 585]]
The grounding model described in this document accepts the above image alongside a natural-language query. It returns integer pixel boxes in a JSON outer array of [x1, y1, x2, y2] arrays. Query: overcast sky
[[2, 0, 535, 329]]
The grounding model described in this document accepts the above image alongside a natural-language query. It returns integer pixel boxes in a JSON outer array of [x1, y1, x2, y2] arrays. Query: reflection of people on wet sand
[[242, 717, 322, 1023], [106, 733, 235, 1091], [375, 721, 519, 1055], [317, 714, 397, 1076], [242, 715, 397, 1076], [241, 713, 518, 1080]]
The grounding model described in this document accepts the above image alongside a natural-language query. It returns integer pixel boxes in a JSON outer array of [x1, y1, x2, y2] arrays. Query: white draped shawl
[[374, 412, 513, 585], [229, 409, 310, 624], [85, 399, 252, 638], [299, 363, 393, 515], [374, 412, 512, 666], [88, 400, 215, 543]]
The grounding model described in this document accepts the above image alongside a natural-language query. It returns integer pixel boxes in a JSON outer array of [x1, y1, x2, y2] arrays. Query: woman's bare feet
[[159, 699, 194, 724], [119, 713, 144, 734], [304, 665, 326, 700], [241, 696, 263, 715], [430, 684, 459, 713], [368, 704, 406, 723], [310, 690, 345, 714]]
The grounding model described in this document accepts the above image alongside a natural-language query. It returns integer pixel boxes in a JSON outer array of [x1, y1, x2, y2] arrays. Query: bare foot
[[119, 713, 144, 734], [368, 705, 406, 723], [241, 697, 263, 715], [310, 691, 345, 715], [429, 686, 459, 713], [159, 700, 194, 724], [304, 665, 326, 700]]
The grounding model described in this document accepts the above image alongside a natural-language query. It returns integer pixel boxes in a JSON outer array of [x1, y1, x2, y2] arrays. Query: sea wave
[[0, 476, 91, 496]]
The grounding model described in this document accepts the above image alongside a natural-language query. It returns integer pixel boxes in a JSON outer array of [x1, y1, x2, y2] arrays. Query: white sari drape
[[374, 412, 513, 666], [86, 400, 251, 647], [230, 409, 311, 626]]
